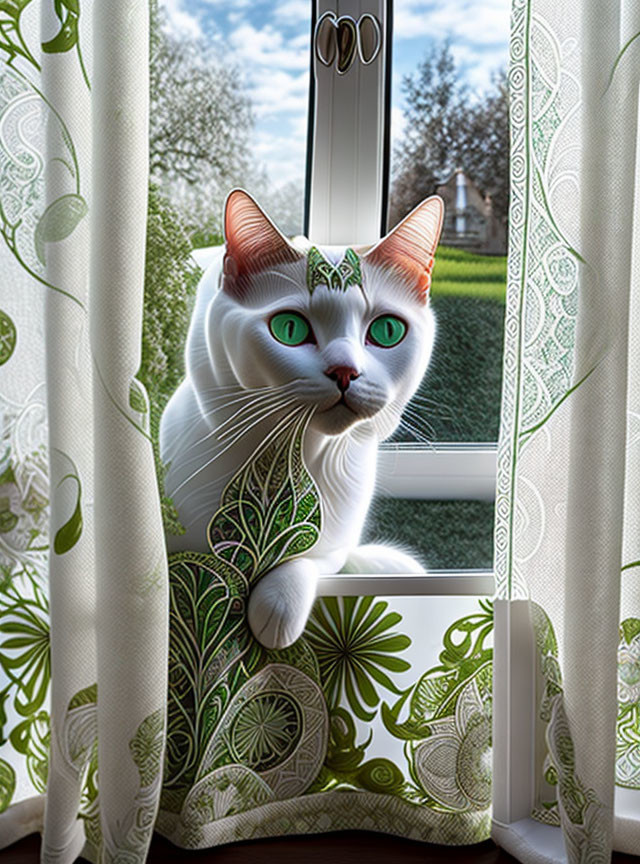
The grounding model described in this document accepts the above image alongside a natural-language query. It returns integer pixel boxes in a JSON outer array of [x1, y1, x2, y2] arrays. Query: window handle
[[314, 11, 382, 76]]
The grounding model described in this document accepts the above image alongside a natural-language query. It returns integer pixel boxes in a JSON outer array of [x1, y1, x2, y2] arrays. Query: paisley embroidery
[[306, 246, 362, 294]]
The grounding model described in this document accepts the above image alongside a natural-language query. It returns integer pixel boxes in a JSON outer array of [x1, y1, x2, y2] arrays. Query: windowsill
[[317, 569, 494, 596], [377, 443, 497, 500]]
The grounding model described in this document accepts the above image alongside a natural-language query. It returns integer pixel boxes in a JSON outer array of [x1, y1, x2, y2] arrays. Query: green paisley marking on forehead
[[306, 246, 362, 295]]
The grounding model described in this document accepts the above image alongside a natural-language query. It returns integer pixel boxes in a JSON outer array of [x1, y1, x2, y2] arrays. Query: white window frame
[[306, 0, 497, 596]]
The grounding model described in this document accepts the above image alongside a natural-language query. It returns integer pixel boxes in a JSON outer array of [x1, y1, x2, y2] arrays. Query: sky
[[160, 0, 510, 190]]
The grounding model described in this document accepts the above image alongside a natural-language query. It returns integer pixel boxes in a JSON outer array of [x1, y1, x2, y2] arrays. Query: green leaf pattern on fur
[[206, 411, 322, 578], [163, 412, 323, 814], [306, 246, 363, 294], [161, 406, 494, 841]]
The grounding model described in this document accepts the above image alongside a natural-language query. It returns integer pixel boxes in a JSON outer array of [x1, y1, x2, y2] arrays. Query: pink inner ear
[[224, 190, 301, 282], [366, 197, 444, 303]]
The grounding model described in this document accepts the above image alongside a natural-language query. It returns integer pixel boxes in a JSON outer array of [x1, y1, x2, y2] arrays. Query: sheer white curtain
[[494, 0, 640, 860], [0, 2, 168, 861]]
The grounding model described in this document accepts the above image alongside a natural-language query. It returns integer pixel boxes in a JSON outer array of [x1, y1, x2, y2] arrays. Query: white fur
[[160, 245, 435, 648]]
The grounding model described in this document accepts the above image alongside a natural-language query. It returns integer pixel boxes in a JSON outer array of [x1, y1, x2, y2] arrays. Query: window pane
[[155, 0, 311, 241], [364, 499, 495, 570], [387, 0, 510, 444]]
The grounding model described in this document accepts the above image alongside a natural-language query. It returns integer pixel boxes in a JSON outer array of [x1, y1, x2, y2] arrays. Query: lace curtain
[[4, 0, 640, 862], [0, 2, 168, 861], [494, 0, 640, 860]]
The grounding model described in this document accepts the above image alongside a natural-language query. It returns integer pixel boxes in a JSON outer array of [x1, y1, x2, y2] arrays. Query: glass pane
[[154, 0, 311, 243], [388, 0, 510, 443], [364, 499, 495, 570]]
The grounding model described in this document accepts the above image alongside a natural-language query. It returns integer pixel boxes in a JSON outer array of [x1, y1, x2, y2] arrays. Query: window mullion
[[306, 0, 392, 245]]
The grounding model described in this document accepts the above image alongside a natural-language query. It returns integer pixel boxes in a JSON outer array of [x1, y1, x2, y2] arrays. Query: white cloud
[[271, 0, 312, 24], [253, 127, 307, 187], [450, 42, 502, 92], [391, 105, 406, 147], [228, 23, 309, 71], [205, 14, 312, 190], [393, 0, 509, 94], [250, 69, 309, 117], [394, 0, 509, 45], [160, 0, 202, 38], [225, 20, 310, 121], [200, 0, 252, 7]]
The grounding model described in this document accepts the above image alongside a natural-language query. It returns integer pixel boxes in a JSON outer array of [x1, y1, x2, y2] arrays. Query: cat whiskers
[[172, 399, 297, 491], [183, 384, 294, 451], [402, 404, 438, 443], [182, 405, 316, 527], [375, 402, 435, 447], [171, 395, 307, 496], [214, 388, 298, 439], [160, 383, 289, 437], [406, 393, 461, 436], [214, 396, 300, 447]]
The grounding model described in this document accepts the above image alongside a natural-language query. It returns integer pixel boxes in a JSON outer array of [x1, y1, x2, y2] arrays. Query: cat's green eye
[[367, 315, 407, 348], [269, 311, 312, 346]]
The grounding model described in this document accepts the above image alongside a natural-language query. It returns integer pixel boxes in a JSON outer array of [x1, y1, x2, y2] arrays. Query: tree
[[260, 180, 305, 238], [149, 2, 254, 235], [463, 70, 509, 228], [389, 43, 509, 230]]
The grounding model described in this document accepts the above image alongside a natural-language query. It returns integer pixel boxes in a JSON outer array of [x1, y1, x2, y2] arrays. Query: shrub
[[139, 184, 202, 533]]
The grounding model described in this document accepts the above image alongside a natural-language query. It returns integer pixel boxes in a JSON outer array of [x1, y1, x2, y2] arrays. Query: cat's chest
[[303, 432, 378, 553]]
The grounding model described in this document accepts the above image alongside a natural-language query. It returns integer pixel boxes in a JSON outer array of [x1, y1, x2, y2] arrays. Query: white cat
[[160, 189, 444, 650]]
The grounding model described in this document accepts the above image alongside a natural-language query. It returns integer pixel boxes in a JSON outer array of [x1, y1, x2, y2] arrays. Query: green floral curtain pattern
[[497, 0, 640, 858], [0, 1, 169, 861], [155, 411, 494, 848], [156, 588, 493, 848]]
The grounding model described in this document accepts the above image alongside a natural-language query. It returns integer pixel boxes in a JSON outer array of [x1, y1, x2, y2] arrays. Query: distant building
[[435, 169, 506, 255]]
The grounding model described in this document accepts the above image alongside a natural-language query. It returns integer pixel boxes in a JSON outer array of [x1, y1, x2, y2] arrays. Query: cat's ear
[[364, 196, 444, 303], [223, 189, 302, 296]]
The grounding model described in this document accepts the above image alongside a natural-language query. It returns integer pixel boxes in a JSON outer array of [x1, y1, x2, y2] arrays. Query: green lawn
[[378, 244, 507, 569], [390, 245, 507, 444], [431, 245, 507, 301], [363, 499, 495, 571]]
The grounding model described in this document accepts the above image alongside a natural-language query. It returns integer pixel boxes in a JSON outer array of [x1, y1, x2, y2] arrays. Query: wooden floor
[[1, 832, 639, 864]]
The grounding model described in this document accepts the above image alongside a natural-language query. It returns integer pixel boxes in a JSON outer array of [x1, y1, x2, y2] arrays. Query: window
[[154, 0, 509, 589], [305, 0, 510, 579], [154, 0, 312, 240]]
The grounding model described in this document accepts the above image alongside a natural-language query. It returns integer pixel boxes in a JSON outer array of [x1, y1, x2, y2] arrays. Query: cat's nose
[[324, 365, 360, 393]]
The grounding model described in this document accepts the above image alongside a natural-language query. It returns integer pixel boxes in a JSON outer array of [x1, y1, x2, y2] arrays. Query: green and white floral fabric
[[496, 0, 640, 859], [0, 2, 168, 861], [155, 417, 494, 847], [157, 589, 494, 848]]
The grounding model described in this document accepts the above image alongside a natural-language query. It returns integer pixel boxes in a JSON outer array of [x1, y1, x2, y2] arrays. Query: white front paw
[[248, 558, 319, 649]]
